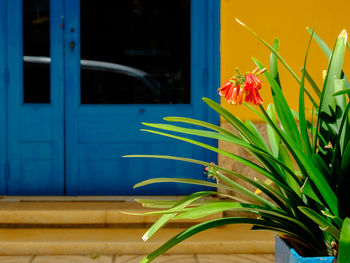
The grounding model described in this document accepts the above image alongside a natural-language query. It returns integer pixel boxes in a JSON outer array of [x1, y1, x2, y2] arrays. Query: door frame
[[0, 0, 7, 194]]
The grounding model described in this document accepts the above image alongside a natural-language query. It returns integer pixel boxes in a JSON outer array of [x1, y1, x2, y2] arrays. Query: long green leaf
[[236, 18, 300, 83], [124, 194, 232, 216], [298, 206, 340, 240], [312, 154, 330, 179], [135, 177, 232, 193], [141, 192, 214, 241], [238, 20, 317, 105], [253, 67, 336, 210], [173, 202, 318, 241], [306, 27, 331, 58], [340, 140, 350, 178], [202, 98, 254, 140], [140, 217, 304, 263], [239, 120, 292, 186], [135, 199, 214, 209], [253, 58, 302, 148], [331, 102, 350, 178], [142, 122, 254, 151], [236, 21, 317, 106], [216, 171, 288, 210], [307, 27, 350, 102], [204, 99, 301, 183], [314, 30, 347, 151], [214, 171, 279, 207], [142, 122, 232, 142], [324, 31, 347, 115], [203, 98, 267, 150], [142, 126, 301, 190], [164, 116, 238, 138], [303, 68, 322, 98], [266, 104, 280, 157], [174, 202, 269, 219], [243, 102, 268, 122], [338, 217, 350, 263], [336, 79, 350, 158], [139, 129, 273, 179], [321, 210, 344, 229], [244, 120, 271, 153], [165, 116, 274, 159], [146, 109, 301, 185], [259, 105, 338, 215], [333, 88, 350, 97], [125, 154, 301, 210], [300, 178, 323, 206], [128, 202, 292, 221], [270, 38, 280, 86], [337, 130, 350, 218], [278, 144, 301, 197], [134, 176, 272, 207], [299, 29, 314, 156]]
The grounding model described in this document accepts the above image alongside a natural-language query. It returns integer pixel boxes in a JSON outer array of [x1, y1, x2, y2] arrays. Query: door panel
[[77, 141, 200, 195], [65, 0, 211, 195], [73, 106, 205, 195], [7, 0, 64, 195]]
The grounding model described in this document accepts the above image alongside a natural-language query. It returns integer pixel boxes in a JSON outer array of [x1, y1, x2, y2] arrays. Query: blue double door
[[3, 0, 219, 195]]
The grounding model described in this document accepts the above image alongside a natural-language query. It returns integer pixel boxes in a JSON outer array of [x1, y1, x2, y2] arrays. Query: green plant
[[124, 19, 350, 262]]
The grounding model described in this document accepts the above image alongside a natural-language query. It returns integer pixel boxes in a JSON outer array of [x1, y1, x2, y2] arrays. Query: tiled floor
[[0, 254, 275, 263]]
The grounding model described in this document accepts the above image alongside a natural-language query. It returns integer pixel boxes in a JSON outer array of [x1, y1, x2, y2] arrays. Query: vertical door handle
[[69, 28, 76, 51], [70, 41, 75, 51]]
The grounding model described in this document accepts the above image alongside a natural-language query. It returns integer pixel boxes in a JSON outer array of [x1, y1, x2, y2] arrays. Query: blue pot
[[275, 235, 335, 263]]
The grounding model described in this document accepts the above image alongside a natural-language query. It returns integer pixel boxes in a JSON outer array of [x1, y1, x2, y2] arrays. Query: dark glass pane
[[23, 0, 50, 103], [81, 0, 190, 104]]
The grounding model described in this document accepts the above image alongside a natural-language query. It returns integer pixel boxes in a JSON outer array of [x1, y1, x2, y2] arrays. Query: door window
[[80, 0, 190, 104], [23, 0, 50, 103]]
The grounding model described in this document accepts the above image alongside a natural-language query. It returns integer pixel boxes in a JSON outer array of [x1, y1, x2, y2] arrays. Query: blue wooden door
[[64, 0, 219, 195], [3, 0, 219, 195], [6, 0, 64, 195]]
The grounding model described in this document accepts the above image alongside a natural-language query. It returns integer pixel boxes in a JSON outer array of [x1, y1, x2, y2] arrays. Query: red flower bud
[[218, 79, 241, 104], [237, 87, 244, 105], [219, 70, 264, 106], [244, 73, 262, 90], [243, 73, 263, 105]]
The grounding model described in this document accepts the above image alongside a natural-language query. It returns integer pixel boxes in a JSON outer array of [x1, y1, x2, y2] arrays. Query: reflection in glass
[[81, 0, 190, 104], [23, 0, 50, 103]]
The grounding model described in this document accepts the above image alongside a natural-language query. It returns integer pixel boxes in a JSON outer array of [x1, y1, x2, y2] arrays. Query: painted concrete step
[[0, 200, 222, 225], [0, 224, 275, 255]]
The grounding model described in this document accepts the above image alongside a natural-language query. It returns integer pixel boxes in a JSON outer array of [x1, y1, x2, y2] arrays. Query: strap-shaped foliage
[[124, 21, 350, 261], [338, 218, 350, 263]]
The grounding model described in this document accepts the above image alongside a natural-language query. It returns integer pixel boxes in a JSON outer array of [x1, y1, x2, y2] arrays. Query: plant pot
[[275, 235, 335, 263]]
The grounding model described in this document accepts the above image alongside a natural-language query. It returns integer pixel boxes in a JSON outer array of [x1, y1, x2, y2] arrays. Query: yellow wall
[[221, 0, 350, 122]]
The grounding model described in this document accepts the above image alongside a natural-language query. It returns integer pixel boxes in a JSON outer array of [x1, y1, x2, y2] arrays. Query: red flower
[[244, 73, 262, 90], [204, 162, 219, 181], [243, 73, 263, 105], [237, 87, 244, 105], [244, 87, 263, 105], [218, 80, 233, 97], [218, 78, 245, 105], [219, 69, 265, 106]]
